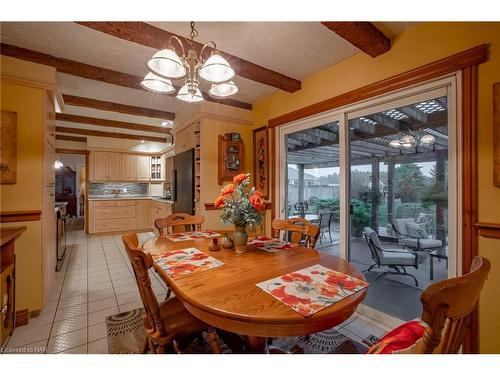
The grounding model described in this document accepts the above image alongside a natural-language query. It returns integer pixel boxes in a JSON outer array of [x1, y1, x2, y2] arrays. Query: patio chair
[[363, 227, 420, 287], [317, 210, 334, 245], [391, 218, 446, 280]]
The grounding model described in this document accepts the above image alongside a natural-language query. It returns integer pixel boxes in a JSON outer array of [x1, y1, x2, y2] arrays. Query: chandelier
[[389, 129, 436, 149], [141, 22, 238, 103]]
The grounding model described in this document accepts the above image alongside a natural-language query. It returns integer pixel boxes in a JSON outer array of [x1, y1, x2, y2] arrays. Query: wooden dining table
[[143, 234, 367, 353]]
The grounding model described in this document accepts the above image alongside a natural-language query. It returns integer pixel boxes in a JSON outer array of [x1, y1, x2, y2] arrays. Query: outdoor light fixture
[[143, 22, 238, 103], [389, 130, 436, 149]]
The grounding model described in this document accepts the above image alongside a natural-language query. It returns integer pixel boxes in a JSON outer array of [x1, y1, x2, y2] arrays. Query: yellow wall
[[1, 81, 45, 312], [252, 22, 500, 353], [199, 117, 254, 230]]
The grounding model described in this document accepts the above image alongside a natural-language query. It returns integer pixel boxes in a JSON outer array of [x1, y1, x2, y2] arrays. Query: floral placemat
[[248, 236, 298, 253], [152, 248, 224, 278], [163, 230, 221, 242], [256, 264, 368, 317]]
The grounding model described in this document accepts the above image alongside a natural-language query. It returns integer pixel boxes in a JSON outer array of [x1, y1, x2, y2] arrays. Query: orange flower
[[220, 183, 235, 195], [214, 195, 226, 208], [249, 193, 266, 210], [233, 173, 249, 185], [254, 190, 264, 197]]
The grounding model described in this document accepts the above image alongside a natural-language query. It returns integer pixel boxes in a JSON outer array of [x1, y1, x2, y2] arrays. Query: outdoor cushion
[[406, 223, 428, 239], [402, 238, 442, 250], [367, 320, 426, 354], [380, 251, 417, 266], [393, 218, 416, 236]]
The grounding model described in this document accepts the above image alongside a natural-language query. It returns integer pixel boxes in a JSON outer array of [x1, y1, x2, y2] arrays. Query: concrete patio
[[317, 234, 448, 321]]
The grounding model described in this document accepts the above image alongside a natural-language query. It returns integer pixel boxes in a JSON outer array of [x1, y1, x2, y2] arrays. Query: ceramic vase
[[233, 226, 248, 254]]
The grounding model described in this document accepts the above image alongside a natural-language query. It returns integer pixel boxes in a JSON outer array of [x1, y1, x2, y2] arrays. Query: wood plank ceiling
[[0, 22, 417, 145]]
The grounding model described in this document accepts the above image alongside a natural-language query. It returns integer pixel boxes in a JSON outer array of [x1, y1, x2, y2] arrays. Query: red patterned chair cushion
[[367, 320, 426, 354]]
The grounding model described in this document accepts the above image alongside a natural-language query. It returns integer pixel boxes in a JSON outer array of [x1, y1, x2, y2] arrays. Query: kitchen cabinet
[[107, 152, 121, 180], [93, 151, 109, 180], [136, 200, 151, 230], [150, 200, 172, 232], [136, 155, 150, 181], [120, 154, 137, 181], [174, 126, 196, 154], [89, 200, 136, 233], [91, 151, 126, 181]]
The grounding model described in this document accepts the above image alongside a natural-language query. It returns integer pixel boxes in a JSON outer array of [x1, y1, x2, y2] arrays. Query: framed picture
[[253, 126, 269, 198], [494, 82, 500, 187], [1, 110, 17, 184]]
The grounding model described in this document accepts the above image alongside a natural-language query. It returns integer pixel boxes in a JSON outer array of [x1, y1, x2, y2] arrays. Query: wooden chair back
[[411, 256, 491, 353], [121, 233, 166, 337], [155, 213, 205, 235], [272, 218, 320, 249]]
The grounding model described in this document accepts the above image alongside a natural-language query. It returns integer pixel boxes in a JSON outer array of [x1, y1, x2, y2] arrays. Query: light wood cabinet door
[[121, 154, 137, 180], [107, 152, 121, 180], [174, 126, 195, 154], [136, 200, 150, 229], [136, 155, 150, 181], [93, 151, 109, 180]]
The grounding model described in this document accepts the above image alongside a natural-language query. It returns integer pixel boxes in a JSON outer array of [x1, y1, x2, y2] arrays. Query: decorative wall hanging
[[0, 110, 17, 184], [253, 126, 269, 198], [218, 133, 244, 184], [494, 82, 500, 187]]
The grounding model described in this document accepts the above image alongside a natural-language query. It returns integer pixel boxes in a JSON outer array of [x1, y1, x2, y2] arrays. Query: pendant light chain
[[190, 21, 199, 41]]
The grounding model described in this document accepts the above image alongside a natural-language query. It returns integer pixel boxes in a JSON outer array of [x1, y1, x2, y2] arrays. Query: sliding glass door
[[347, 89, 452, 321], [277, 77, 459, 324], [284, 120, 342, 255]]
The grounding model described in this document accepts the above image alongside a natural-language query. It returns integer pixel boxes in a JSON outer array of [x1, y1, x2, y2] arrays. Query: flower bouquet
[[214, 173, 266, 253]]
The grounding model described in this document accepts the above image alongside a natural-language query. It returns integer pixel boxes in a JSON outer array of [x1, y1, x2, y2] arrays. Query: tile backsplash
[[89, 182, 148, 196]]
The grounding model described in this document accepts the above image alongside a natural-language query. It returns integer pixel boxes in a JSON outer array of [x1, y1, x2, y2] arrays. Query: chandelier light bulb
[[54, 159, 63, 169], [199, 53, 235, 83], [147, 48, 187, 79], [140, 72, 175, 94], [176, 83, 204, 103], [209, 81, 239, 98]]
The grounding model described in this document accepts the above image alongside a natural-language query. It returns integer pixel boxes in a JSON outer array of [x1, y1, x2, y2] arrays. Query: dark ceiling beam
[[321, 22, 391, 58], [62, 94, 175, 120], [56, 113, 170, 134], [56, 126, 167, 143], [76, 22, 302, 93], [0, 43, 252, 110]]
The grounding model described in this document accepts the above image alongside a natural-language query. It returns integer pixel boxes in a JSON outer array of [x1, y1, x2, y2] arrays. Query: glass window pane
[[348, 96, 449, 321], [285, 121, 341, 255]]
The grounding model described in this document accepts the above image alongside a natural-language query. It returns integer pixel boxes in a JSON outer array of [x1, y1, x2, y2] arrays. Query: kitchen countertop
[[88, 196, 173, 204]]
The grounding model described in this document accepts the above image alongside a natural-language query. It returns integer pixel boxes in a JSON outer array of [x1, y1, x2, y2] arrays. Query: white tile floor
[[1, 220, 393, 354]]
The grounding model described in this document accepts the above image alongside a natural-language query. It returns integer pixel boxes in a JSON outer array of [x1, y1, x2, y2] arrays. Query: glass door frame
[[275, 74, 462, 322]]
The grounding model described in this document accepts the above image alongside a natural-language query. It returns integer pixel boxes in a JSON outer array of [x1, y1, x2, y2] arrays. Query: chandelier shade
[[142, 22, 239, 103], [176, 83, 204, 103], [199, 53, 235, 83], [209, 81, 239, 98], [147, 48, 187, 79], [420, 134, 436, 146], [140, 72, 175, 94]]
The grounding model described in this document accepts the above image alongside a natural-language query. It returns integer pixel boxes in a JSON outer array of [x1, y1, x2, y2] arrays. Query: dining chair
[[155, 213, 205, 235], [333, 256, 491, 354], [271, 218, 320, 249], [121, 232, 221, 354]]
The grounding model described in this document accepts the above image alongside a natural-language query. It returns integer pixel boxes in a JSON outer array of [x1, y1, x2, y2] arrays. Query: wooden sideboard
[[0, 226, 26, 347]]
